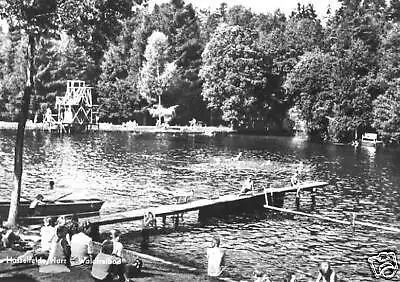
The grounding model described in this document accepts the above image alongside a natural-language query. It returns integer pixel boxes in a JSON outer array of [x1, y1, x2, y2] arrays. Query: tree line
[[1, 0, 400, 143]]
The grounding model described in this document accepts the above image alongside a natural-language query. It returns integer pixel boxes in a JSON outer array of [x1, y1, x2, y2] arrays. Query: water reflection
[[0, 130, 400, 281]]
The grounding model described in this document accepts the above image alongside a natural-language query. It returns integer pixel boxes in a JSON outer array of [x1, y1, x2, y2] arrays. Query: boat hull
[[0, 199, 104, 224]]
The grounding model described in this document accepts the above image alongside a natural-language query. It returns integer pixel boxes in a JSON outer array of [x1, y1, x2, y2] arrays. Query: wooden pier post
[[273, 192, 285, 207], [198, 208, 209, 225], [295, 185, 301, 210], [311, 188, 316, 209], [174, 214, 179, 229], [295, 196, 300, 210]]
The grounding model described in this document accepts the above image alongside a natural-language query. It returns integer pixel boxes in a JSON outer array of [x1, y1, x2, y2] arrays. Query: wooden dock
[[88, 181, 328, 238], [263, 181, 328, 194]]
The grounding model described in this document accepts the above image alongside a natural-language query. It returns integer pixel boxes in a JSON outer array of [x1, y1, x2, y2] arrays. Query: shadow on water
[[1, 130, 400, 281]]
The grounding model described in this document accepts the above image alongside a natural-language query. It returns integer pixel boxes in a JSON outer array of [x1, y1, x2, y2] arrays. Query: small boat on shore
[[361, 133, 383, 146], [0, 198, 104, 224]]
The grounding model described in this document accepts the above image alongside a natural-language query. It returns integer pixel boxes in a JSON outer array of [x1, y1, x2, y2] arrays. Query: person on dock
[[291, 172, 299, 187], [91, 240, 128, 282], [64, 106, 73, 123], [239, 177, 254, 195], [291, 161, 304, 187], [316, 262, 337, 282], [233, 152, 243, 161], [49, 180, 55, 190], [206, 236, 226, 280], [141, 211, 156, 249], [70, 221, 94, 266], [44, 108, 52, 123]]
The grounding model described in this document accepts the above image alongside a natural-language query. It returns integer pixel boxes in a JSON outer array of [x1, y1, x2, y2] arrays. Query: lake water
[[0, 129, 400, 281]]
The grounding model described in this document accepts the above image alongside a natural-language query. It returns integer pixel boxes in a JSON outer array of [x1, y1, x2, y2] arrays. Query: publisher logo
[[368, 251, 398, 280]]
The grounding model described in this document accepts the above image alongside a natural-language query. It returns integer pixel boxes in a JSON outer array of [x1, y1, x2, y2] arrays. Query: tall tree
[[0, 0, 60, 227], [373, 23, 400, 142], [0, 31, 25, 121], [138, 31, 176, 124], [200, 24, 271, 128], [285, 50, 339, 141], [0, 0, 142, 227], [372, 81, 400, 143]]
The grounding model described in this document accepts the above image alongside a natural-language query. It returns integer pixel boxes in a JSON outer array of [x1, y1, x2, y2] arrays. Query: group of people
[[3, 215, 142, 282], [91, 229, 142, 282], [238, 160, 305, 196], [206, 236, 337, 281]]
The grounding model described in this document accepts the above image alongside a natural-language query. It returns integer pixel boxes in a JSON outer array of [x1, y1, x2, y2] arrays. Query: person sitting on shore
[[316, 262, 337, 282], [91, 240, 127, 282], [253, 269, 271, 282], [189, 118, 197, 127], [1, 228, 21, 249], [141, 211, 156, 249], [39, 225, 71, 273], [38, 217, 55, 257], [239, 177, 254, 195], [351, 140, 360, 147], [109, 229, 143, 280], [70, 221, 94, 266], [65, 214, 80, 238], [54, 215, 72, 244], [110, 229, 123, 258], [285, 272, 297, 282], [206, 236, 226, 279], [12, 217, 54, 264]]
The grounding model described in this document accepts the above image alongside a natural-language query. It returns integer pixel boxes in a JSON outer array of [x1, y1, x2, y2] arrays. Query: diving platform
[[43, 80, 99, 134], [88, 181, 328, 238]]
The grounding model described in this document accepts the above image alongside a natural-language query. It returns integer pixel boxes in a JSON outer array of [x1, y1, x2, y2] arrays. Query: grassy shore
[[0, 248, 235, 282], [0, 121, 235, 134]]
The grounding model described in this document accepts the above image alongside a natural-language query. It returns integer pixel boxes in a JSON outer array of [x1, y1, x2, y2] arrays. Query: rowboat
[[0, 198, 104, 224]]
